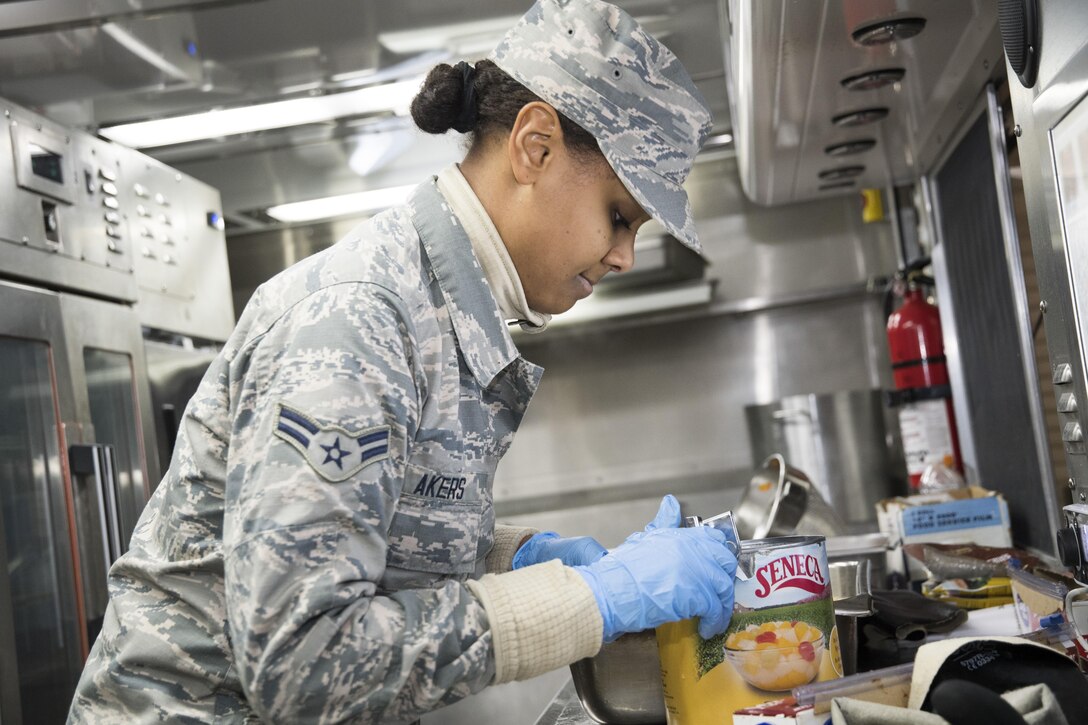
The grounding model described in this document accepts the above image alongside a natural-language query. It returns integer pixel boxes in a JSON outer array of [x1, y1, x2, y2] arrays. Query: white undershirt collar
[[436, 164, 550, 333]]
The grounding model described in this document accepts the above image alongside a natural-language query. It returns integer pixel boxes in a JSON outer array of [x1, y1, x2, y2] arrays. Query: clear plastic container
[[918, 462, 966, 494]]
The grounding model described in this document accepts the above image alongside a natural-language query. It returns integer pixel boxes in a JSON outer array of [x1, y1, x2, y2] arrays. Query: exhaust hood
[[720, 0, 1005, 206]]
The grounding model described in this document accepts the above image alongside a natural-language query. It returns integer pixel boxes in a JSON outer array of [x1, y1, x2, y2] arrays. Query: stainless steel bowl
[[735, 454, 846, 539], [569, 629, 665, 724]]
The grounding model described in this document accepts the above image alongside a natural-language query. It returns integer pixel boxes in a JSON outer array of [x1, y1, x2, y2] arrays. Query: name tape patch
[[412, 472, 468, 500]]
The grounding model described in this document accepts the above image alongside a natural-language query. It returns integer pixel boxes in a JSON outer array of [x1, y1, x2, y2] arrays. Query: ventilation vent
[[818, 166, 866, 181], [832, 108, 889, 127], [841, 68, 905, 91], [852, 17, 926, 46], [825, 139, 876, 157]]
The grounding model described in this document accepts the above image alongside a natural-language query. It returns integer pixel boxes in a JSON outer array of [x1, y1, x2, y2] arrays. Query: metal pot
[[745, 389, 907, 532]]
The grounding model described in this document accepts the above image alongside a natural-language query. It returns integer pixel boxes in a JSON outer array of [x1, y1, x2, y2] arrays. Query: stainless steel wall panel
[[498, 294, 894, 539]]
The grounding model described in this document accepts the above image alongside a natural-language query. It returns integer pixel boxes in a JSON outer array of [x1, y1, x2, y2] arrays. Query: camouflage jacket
[[68, 178, 544, 723]]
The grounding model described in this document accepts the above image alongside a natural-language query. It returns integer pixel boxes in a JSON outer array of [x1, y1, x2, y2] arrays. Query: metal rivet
[[1081, 492, 1086, 502], [1041, 300, 1049, 313], [1070, 478, 1077, 490], [1014, 124, 1022, 137]]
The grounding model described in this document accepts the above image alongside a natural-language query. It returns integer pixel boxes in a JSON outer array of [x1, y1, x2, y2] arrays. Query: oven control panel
[[0, 99, 234, 341]]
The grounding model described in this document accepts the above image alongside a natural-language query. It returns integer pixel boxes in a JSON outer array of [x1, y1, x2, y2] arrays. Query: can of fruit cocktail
[[656, 535, 842, 724]]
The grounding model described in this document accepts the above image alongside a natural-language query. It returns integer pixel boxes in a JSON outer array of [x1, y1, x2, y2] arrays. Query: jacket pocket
[[385, 492, 483, 575]]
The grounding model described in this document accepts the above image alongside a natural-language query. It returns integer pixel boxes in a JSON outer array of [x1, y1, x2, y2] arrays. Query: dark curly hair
[[410, 59, 601, 159]]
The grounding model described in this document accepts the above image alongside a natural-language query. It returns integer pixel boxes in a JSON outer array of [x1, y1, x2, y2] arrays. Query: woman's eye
[[612, 210, 630, 229]]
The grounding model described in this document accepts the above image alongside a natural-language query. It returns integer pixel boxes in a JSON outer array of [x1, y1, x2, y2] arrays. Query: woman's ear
[[508, 102, 563, 185]]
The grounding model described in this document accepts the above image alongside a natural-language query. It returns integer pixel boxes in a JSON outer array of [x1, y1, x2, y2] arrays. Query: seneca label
[[734, 540, 831, 610], [753, 552, 827, 598]]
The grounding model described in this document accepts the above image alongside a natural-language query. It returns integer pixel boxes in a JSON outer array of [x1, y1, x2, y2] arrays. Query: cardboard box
[[876, 487, 1012, 578]]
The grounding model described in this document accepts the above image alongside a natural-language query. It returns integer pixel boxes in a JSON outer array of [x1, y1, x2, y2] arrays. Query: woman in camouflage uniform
[[68, 1, 738, 722]]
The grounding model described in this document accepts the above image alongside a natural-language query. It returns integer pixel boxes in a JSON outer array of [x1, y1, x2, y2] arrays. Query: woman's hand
[[512, 531, 608, 569]]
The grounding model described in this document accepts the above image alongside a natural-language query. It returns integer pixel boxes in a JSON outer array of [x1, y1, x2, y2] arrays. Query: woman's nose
[[603, 233, 636, 273]]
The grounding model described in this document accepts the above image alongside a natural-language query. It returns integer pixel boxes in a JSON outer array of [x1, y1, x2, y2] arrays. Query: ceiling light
[[265, 185, 416, 223], [548, 281, 713, 327], [99, 79, 422, 148]]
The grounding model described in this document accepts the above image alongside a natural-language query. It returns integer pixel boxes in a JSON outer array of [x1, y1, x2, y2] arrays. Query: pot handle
[[760, 454, 789, 538]]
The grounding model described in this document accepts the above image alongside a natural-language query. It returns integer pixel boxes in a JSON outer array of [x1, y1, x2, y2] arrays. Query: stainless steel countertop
[[534, 681, 597, 725]]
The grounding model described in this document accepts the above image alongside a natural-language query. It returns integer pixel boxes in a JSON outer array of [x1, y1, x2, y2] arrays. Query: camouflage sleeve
[[222, 283, 495, 723]]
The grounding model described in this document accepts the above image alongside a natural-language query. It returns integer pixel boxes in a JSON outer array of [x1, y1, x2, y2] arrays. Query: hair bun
[[411, 63, 469, 134]]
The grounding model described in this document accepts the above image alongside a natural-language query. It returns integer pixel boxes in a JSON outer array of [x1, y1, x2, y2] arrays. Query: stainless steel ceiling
[[0, 0, 731, 229]]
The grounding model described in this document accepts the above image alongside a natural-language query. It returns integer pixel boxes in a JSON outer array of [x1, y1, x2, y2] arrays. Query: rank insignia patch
[[273, 403, 390, 482]]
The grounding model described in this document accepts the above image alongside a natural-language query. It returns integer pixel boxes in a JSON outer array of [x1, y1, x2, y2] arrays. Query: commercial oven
[[0, 95, 232, 723]]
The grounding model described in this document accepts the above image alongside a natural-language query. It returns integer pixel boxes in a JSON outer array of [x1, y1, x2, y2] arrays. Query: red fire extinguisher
[[886, 269, 963, 490]]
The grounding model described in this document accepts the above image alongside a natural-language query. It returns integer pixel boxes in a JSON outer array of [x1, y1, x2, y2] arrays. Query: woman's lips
[[576, 274, 593, 299]]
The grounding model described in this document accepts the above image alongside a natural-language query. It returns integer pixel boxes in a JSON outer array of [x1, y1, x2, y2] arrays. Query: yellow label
[[829, 625, 843, 677], [657, 605, 842, 722]]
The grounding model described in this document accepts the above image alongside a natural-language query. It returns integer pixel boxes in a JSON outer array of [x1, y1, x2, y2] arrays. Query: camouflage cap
[[490, 0, 713, 253]]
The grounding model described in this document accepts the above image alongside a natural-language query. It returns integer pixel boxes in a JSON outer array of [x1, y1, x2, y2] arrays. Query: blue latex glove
[[576, 496, 738, 641], [512, 531, 608, 569], [630, 493, 682, 540]]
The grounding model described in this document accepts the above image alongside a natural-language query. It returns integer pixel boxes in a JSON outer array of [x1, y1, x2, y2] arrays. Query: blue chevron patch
[[273, 403, 390, 482]]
